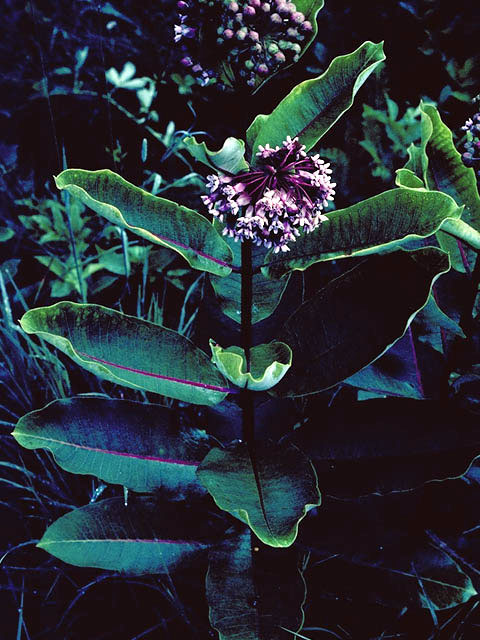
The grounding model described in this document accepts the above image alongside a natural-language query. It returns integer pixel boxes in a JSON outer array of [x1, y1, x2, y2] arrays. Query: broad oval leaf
[[262, 188, 461, 279], [246, 41, 385, 158], [290, 398, 480, 498], [207, 530, 306, 640], [55, 169, 233, 276], [210, 340, 292, 391], [273, 248, 450, 396], [197, 440, 320, 548], [20, 302, 231, 406], [183, 136, 249, 175], [13, 397, 212, 493], [37, 497, 209, 574]]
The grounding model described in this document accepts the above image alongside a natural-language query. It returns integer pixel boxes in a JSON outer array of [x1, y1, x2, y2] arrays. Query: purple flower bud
[[249, 30, 260, 41], [273, 51, 286, 64], [291, 11, 305, 24], [236, 27, 248, 40], [192, 63, 203, 73], [300, 20, 313, 32], [228, 1, 239, 11], [256, 63, 269, 75], [244, 5, 256, 16], [270, 12, 282, 23], [223, 28, 234, 38], [250, 0, 262, 7], [286, 27, 298, 38], [261, 2, 271, 11], [177, 0, 189, 9], [180, 56, 193, 67]]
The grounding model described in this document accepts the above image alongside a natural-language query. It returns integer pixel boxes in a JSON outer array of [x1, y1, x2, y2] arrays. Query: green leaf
[[183, 136, 249, 175], [210, 230, 290, 323], [206, 530, 306, 640], [0, 227, 14, 242], [55, 169, 233, 276], [197, 440, 320, 548], [37, 497, 209, 574], [273, 248, 450, 397], [13, 397, 212, 493], [246, 41, 385, 158], [395, 167, 425, 189], [20, 302, 230, 406], [414, 293, 465, 354], [421, 103, 480, 230], [404, 142, 427, 180], [440, 217, 480, 250], [210, 340, 292, 391], [262, 188, 460, 279], [290, 399, 480, 497], [346, 355, 423, 399], [405, 103, 480, 271]]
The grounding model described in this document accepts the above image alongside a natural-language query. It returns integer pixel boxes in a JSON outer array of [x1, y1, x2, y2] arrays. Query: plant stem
[[241, 240, 255, 444]]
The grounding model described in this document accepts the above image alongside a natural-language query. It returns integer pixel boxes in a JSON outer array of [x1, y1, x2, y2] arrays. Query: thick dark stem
[[241, 240, 255, 444]]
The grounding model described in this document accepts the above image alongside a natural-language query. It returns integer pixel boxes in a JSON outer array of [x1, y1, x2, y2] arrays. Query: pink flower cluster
[[202, 136, 335, 252]]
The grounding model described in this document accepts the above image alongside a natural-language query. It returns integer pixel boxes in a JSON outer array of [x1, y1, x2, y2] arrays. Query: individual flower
[[172, 0, 315, 90], [202, 136, 336, 252], [461, 111, 480, 178]]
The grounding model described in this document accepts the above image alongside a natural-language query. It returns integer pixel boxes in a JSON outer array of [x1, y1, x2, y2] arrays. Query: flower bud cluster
[[461, 112, 480, 178], [173, 0, 314, 89], [202, 136, 335, 252]]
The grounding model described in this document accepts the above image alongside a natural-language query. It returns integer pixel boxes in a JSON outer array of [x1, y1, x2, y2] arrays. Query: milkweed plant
[[12, 34, 480, 639]]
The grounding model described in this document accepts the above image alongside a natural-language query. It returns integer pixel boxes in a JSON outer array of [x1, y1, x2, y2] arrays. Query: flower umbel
[[461, 111, 480, 178], [173, 0, 315, 90], [202, 136, 336, 252]]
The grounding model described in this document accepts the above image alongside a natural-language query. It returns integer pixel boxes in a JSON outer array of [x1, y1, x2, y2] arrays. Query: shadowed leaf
[[273, 248, 449, 396], [13, 397, 212, 493], [207, 530, 306, 640]]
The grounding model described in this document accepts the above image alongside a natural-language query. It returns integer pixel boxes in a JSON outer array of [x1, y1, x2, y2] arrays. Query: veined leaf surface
[[273, 248, 450, 396], [207, 530, 306, 640], [37, 497, 209, 575], [55, 169, 233, 276], [20, 302, 231, 406], [197, 440, 320, 548], [247, 41, 385, 158], [262, 188, 460, 279], [14, 397, 212, 493]]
